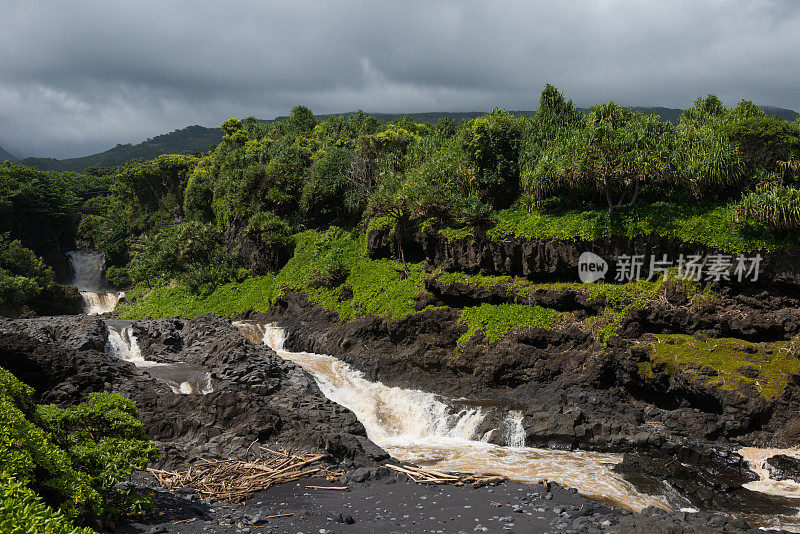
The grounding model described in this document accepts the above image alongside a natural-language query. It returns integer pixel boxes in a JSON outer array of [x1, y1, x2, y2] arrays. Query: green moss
[[637, 361, 654, 380], [118, 276, 278, 319], [439, 226, 475, 241], [456, 303, 563, 352], [650, 334, 800, 400], [484, 202, 798, 253]]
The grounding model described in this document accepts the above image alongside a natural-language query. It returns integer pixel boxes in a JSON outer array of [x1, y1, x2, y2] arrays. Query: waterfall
[[739, 447, 800, 498], [66, 251, 124, 315], [232, 321, 672, 512], [105, 326, 146, 363], [104, 324, 213, 395], [504, 410, 526, 448]]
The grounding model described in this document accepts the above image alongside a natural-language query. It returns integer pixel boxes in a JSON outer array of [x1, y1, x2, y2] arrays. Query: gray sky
[[1, 0, 798, 159]]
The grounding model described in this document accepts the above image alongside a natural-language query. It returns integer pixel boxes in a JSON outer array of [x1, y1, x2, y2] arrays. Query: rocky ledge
[[249, 290, 800, 517], [0, 315, 387, 468]]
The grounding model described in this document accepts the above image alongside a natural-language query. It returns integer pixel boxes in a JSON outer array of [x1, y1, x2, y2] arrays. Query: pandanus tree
[[459, 108, 525, 209], [527, 102, 676, 208], [674, 95, 743, 197]]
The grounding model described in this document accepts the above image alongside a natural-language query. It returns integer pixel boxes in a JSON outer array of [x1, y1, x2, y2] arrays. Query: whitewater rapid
[[233, 321, 672, 512], [105, 324, 213, 395]]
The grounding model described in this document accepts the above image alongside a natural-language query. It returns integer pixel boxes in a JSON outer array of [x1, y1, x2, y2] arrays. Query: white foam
[[105, 326, 146, 363], [233, 321, 672, 512], [66, 251, 123, 314], [105, 325, 212, 395]]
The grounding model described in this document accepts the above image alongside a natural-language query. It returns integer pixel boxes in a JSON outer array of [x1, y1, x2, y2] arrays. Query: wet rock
[[765, 454, 800, 483], [0, 316, 388, 468]]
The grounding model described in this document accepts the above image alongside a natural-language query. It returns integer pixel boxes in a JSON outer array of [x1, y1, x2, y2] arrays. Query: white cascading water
[[105, 326, 147, 363], [734, 447, 800, 532], [66, 251, 125, 315], [233, 321, 671, 512], [104, 325, 213, 395]]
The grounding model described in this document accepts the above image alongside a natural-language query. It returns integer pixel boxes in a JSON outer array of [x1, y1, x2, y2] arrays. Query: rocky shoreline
[[2, 312, 799, 532], [0, 315, 386, 469], [116, 474, 762, 534], [248, 289, 800, 519]]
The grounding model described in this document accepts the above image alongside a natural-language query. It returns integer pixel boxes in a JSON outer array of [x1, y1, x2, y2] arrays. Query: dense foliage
[[5, 85, 800, 309], [0, 163, 81, 256], [0, 366, 159, 533]]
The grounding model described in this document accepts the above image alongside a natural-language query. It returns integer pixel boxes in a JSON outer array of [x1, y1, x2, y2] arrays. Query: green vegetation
[[120, 228, 429, 322], [5, 90, 800, 530], [649, 334, 800, 400], [0, 162, 81, 256], [480, 202, 799, 253], [50, 87, 800, 309], [0, 367, 159, 533], [736, 183, 800, 230], [19, 126, 223, 172], [0, 238, 76, 318], [456, 303, 562, 351]]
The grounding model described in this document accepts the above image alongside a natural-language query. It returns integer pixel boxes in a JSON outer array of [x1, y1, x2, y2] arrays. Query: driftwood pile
[[386, 464, 506, 487], [147, 449, 341, 503]]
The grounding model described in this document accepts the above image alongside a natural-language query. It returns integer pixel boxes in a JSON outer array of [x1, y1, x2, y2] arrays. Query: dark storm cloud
[[1, 0, 798, 158]]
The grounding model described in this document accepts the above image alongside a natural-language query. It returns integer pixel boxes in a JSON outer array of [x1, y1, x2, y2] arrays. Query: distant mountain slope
[[20, 125, 223, 172], [0, 145, 17, 161], [14, 105, 798, 172], [759, 106, 800, 122]]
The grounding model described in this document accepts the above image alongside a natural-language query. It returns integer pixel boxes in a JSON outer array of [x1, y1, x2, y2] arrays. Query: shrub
[[526, 103, 676, 208], [0, 366, 158, 533], [183, 162, 215, 222], [128, 221, 238, 293], [245, 212, 293, 249], [674, 96, 743, 198], [520, 84, 585, 199], [725, 113, 800, 175], [459, 108, 525, 209], [736, 183, 800, 230], [300, 146, 357, 227], [0, 239, 57, 317]]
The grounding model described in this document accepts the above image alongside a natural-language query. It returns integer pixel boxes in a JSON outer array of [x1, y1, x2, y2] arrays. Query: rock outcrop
[[0, 316, 387, 468]]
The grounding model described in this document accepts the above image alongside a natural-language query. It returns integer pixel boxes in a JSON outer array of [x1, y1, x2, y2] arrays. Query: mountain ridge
[[0, 145, 17, 161], [13, 105, 799, 172]]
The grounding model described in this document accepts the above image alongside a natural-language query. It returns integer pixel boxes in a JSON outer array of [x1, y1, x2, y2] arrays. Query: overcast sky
[[1, 0, 799, 159]]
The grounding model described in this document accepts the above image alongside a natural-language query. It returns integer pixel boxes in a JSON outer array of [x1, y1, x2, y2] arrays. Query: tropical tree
[[526, 103, 675, 208], [459, 108, 525, 209], [674, 96, 743, 197]]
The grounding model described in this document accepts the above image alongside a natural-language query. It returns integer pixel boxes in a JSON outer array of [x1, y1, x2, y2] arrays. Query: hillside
[[19, 125, 223, 171], [0, 145, 17, 161], [14, 105, 798, 172]]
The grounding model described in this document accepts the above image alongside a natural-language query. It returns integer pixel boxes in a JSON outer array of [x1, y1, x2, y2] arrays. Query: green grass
[[456, 303, 563, 351], [437, 202, 799, 253], [118, 275, 278, 319], [436, 271, 579, 300], [650, 334, 800, 400], [121, 228, 430, 321]]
